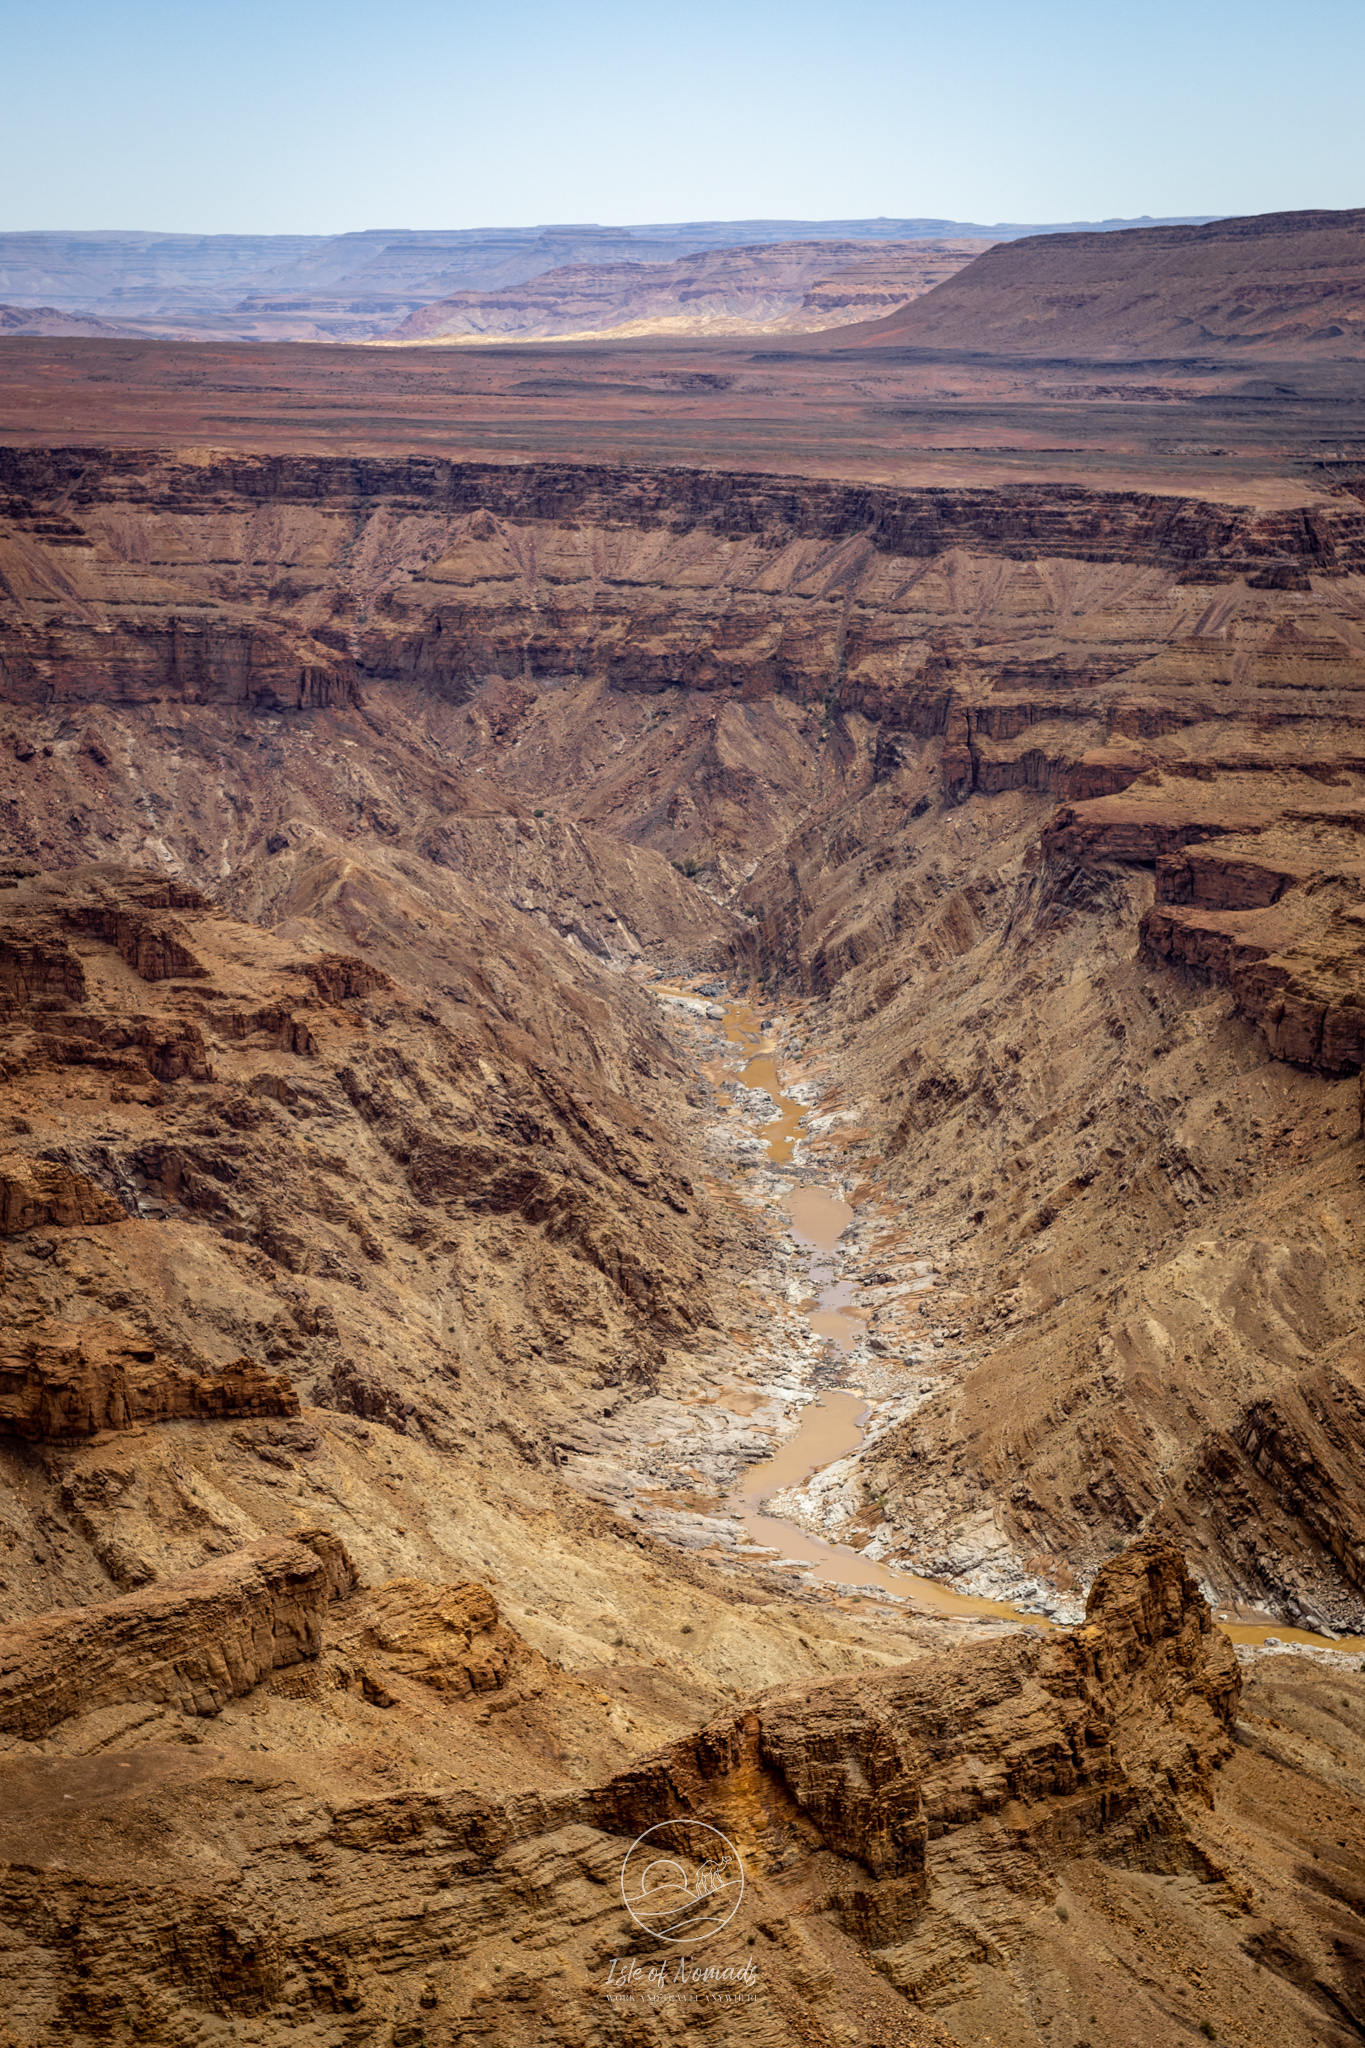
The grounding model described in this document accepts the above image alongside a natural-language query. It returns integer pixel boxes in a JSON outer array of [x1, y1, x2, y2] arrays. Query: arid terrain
[[2, 207, 1365, 2047], [1, 330, 1362, 505], [855, 208, 1365, 358], [0, 216, 1212, 343], [385, 241, 993, 344]]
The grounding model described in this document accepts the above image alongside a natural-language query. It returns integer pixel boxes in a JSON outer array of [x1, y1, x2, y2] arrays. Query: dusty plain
[[1, 331, 1363, 502]]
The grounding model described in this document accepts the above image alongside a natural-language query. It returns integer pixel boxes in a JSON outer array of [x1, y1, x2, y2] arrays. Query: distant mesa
[[0, 303, 139, 337], [15, 204, 1353, 360], [381, 238, 996, 344], [0, 214, 1218, 345], [839, 205, 1365, 358]]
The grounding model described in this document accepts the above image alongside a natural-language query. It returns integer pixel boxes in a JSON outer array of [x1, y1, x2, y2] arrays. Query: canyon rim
[[2, 203, 1365, 2048]]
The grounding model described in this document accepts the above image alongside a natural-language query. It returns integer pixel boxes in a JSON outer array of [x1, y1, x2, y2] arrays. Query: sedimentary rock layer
[[0, 1319, 297, 1440], [387, 239, 991, 343], [854, 205, 1365, 357], [0, 1536, 336, 1737], [7, 1539, 1320, 2048], [3, 429, 1365, 2045]]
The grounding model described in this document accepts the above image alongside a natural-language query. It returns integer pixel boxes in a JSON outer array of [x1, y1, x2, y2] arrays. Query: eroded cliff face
[[3, 446, 1364, 899], [3, 448, 1365, 2043], [0, 863, 736, 1597], [10, 1535, 1362, 2048], [5, 450, 1365, 1613], [737, 773, 1365, 1620]]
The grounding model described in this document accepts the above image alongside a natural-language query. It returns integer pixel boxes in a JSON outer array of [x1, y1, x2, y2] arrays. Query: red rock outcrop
[[1155, 848, 1302, 909], [0, 1319, 297, 1440], [346, 1578, 511, 1697], [570, 1538, 1239, 1961], [1032, 779, 1365, 1075], [0, 1538, 1276, 2048], [0, 929, 87, 1012], [0, 1153, 126, 1234], [59, 904, 207, 982], [1141, 901, 1365, 1071]]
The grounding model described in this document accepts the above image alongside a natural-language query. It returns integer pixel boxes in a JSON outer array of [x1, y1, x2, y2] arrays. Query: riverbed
[[716, 1002, 1050, 1627], [712, 997, 1365, 1655]]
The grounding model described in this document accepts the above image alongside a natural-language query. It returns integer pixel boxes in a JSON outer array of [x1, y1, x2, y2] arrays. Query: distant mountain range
[[0, 216, 1220, 342], [0, 302, 132, 337], [843, 206, 1365, 358]]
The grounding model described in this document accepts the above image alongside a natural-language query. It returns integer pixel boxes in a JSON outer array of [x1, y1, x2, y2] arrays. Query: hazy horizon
[[0, 212, 1227, 242], [4, 0, 1361, 238]]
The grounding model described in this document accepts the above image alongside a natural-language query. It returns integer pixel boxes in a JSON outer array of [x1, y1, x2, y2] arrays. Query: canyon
[[3, 212, 1365, 2045], [0, 216, 1214, 342], [384, 241, 993, 345]]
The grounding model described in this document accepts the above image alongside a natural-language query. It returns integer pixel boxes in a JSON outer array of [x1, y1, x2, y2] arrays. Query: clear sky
[[6, 0, 1363, 235]]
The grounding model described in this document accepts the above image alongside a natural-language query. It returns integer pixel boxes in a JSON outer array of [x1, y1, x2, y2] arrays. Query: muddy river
[[717, 1004, 1049, 1628], [714, 1000, 1365, 1653]]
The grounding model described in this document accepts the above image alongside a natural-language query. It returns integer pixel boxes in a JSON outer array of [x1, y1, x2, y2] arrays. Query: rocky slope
[[9, 1534, 1365, 2048], [385, 240, 992, 344], [849, 206, 1365, 357], [4, 441, 1365, 2040], [4, 451, 1365, 1610]]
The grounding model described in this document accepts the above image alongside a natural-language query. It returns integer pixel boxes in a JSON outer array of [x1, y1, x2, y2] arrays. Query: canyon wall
[[4, 446, 1365, 2041]]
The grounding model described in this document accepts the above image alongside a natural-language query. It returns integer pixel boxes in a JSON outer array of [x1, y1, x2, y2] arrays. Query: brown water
[[733, 1389, 1051, 1624], [711, 1003, 1048, 1626], [719, 1006, 865, 1349], [690, 989, 1365, 1650], [784, 1183, 854, 1251], [719, 1002, 807, 1167], [1221, 1622, 1365, 1653]]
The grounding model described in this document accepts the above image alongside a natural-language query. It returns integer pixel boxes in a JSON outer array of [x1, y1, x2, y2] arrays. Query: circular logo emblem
[[620, 1820, 745, 1944]]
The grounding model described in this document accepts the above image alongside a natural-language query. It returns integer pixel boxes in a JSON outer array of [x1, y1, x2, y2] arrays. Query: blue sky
[[7, 0, 1363, 233]]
